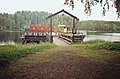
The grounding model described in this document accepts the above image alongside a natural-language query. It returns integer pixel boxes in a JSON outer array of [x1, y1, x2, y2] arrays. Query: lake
[[0, 30, 23, 44], [0, 30, 120, 44], [83, 31, 120, 42]]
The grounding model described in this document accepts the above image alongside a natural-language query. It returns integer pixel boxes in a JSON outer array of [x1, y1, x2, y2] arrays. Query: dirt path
[[3, 46, 106, 79]]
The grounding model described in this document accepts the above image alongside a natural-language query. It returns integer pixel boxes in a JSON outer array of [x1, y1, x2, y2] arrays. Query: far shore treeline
[[0, 11, 120, 32]]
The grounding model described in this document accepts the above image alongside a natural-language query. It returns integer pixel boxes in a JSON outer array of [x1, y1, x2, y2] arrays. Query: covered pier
[[47, 9, 85, 43]]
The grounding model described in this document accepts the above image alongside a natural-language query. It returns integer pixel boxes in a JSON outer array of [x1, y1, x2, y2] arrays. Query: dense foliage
[[83, 39, 120, 51], [0, 11, 73, 30], [0, 11, 120, 32], [78, 20, 120, 32], [0, 13, 15, 30]]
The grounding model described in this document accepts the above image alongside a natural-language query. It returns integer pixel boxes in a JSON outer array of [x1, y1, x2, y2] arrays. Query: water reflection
[[84, 35, 120, 42], [0, 30, 23, 43], [84, 32, 120, 42], [0, 30, 120, 44]]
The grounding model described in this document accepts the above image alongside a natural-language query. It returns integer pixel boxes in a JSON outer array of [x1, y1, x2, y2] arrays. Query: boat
[[20, 25, 54, 44], [57, 24, 85, 42]]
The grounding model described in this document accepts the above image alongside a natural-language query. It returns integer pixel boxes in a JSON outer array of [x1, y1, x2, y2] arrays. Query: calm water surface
[[0, 30, 23, 44], [0, 30, 120, 44], [84, 32, 120, 42]]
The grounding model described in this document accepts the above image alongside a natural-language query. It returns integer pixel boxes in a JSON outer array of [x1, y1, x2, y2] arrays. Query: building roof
[[29, 26, 54, 32], [58, 25, 66, 27], [47, 9, 79, 20]]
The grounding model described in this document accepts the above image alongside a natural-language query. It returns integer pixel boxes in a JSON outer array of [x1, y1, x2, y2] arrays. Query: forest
[[0, 10, 120, 32], [78, 20, 120, 32]]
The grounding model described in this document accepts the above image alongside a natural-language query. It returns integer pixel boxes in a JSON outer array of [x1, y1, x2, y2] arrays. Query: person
[[64, 27, 67, 32]]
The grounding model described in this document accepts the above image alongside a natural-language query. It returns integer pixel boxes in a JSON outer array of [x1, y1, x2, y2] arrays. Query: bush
[[85, 40, 120, 51], [102, 42, 120, 51]]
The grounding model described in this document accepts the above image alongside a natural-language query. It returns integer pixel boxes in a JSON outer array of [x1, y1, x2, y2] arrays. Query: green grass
[[0, 40, 119, 68], [0, 40, 119, 79], [80, 39, 120, 51], [0, 43, 56, 68], [71, 40, 120, 64]]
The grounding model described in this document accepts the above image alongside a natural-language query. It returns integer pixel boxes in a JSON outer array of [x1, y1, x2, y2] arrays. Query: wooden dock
[[21, 34, 53, 44], [59, 34, 85, 42]]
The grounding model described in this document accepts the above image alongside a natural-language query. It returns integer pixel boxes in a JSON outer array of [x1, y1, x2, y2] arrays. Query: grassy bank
[[0, 40, 120, 79], [82, 40, 120, 51], [74, 40, 120, 51], [0, 43, 56, 68], [72, 40, 120, 62], [71, 40, 120, 78]]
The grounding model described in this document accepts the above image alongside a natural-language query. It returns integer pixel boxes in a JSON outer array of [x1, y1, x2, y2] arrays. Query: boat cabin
[[21, 25, 54, 44], [57, 25, 72, 34], [57, 24, 85, 42]]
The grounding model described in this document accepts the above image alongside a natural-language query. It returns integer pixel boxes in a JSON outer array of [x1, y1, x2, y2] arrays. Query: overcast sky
[[0, 0, 120, 21]]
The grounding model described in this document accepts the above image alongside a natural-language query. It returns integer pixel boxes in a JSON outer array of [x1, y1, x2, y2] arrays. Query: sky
[[0, 0, 120, 21]]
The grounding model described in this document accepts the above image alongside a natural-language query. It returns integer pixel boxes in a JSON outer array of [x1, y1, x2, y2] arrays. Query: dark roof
[[47, 9, 79, 20]]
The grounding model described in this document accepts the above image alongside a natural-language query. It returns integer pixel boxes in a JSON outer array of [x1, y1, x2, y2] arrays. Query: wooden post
[[50, 17, 53, 43], [72, 18, 75, 42]]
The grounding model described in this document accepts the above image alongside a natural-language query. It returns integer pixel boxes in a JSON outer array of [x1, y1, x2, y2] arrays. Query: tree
[[64, 0, 120, 18], [14, 14, 18, 26]]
